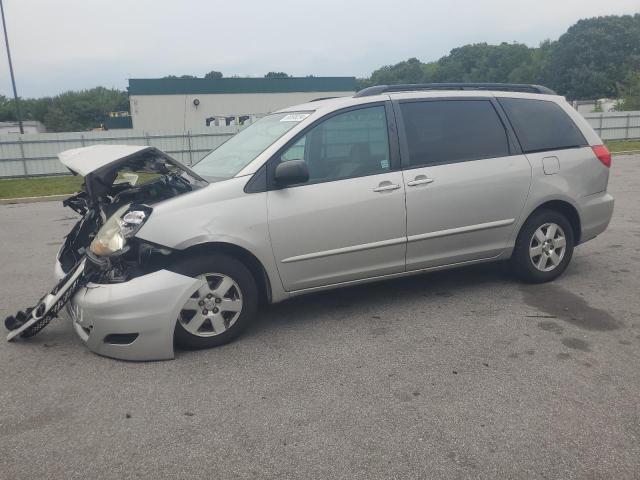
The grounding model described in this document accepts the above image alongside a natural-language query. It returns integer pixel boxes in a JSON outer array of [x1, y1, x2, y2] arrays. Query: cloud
[[1, 0, 638, 97]]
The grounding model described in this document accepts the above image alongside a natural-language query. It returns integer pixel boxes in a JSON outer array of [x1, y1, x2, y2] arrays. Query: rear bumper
[[579, 191, 615, 243], [56, 260, 202, 361]]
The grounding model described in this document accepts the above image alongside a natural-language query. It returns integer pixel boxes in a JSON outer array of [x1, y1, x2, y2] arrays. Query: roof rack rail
[[353, 83, 556, 98], [309, 96, 339, 102]]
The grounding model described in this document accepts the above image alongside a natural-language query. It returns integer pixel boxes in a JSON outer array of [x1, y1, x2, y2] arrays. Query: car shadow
[[249, 261, 512, 335]]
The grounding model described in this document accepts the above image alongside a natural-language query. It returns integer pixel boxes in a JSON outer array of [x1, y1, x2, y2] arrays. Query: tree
[[363, 14, 640, 100], [367, 45, 535, 86], [508, 39, 555, 85], [0, 95, 15, 121], [545, 14, 640, 99], [42, 87, 129, 132], [264, 72, 290, 78], [162, 74, 198, 79], [617, 71, 640, 110], [369, 58, 426, 85], [433, 43, 533, 83], [0, 88, 129, 132], [204, 71, 223, 79]]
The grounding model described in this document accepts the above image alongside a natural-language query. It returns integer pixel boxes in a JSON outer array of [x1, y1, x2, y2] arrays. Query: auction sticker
[[280, 113, 310, 122]]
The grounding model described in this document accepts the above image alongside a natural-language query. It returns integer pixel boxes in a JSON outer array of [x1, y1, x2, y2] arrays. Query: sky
[[1, 0, 638, 98]]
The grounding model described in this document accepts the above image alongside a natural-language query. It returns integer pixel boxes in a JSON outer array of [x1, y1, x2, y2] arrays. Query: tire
[[172, 253, 258, 350], [511, 209, 575, 283]]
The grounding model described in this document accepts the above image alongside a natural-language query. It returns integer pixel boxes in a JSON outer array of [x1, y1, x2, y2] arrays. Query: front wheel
[[173, 253, 258, 350], [511, 209, 575, 283]]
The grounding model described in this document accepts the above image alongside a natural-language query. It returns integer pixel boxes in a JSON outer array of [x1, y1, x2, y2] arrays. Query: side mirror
[[274, 160, 309, 186]]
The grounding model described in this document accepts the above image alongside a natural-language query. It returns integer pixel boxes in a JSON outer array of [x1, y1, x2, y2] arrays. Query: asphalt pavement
[[1, 155, 639, 479]]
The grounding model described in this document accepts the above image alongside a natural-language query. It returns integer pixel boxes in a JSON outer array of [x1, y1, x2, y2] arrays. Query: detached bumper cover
[[61, 265, 202, 361]]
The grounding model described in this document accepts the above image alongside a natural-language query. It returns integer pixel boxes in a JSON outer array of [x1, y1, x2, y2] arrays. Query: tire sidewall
[[172, 253, 258, 350], [512, 209, 575, 283]]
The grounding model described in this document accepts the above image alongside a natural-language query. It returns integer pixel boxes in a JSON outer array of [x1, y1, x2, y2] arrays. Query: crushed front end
[[5, 145, 208, 361]]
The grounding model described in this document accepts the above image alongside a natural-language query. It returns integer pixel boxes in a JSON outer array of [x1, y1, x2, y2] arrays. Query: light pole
[[0, 0, 24, 134]]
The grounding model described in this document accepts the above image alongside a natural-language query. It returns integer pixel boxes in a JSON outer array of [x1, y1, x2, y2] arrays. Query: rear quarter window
[[498, 98, 587, 153]]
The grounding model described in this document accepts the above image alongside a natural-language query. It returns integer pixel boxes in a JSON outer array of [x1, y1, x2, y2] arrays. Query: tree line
[[363, 14, 640, 104], [1, 14, 638, 132], [0, 87, 129, 132]]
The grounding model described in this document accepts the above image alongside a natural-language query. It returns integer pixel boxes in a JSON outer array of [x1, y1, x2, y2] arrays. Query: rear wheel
[[511, 209, 575, 283], [173, 253, 258, 350]]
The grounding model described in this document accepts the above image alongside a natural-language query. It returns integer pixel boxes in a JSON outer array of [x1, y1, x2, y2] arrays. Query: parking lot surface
[[1, 155, 639, 479]]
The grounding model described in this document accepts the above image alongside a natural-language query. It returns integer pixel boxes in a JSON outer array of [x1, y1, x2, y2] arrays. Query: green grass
[[605, 140, 640, 153], [0, 175, 83, 199]]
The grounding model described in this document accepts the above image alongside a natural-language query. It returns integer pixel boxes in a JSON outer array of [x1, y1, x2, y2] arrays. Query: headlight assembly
[[90, 204, 151, 257]]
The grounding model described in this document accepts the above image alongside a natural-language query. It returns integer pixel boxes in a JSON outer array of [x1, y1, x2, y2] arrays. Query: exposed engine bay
[[5, 145, 207, 340], [58, 168, 197, 279]]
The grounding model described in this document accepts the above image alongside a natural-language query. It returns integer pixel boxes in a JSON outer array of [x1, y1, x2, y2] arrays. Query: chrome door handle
[[373, 182, 400, 192], [407, 176, 434, 187]]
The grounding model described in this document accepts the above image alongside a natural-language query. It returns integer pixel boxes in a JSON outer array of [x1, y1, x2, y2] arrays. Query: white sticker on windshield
[[280, 113, 310, 122]]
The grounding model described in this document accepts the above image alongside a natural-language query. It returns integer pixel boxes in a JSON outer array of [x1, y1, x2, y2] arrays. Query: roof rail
[[353, 83, 557, 98], [309, 96, 339, 102]]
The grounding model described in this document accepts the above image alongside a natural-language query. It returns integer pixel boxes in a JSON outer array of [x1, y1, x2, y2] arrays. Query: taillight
[[592, 145, 611, 168]]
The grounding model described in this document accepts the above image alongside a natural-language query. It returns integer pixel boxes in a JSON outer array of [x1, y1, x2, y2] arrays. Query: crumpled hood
[[58, 145, 206, 204], [59, 145, 183, 177]]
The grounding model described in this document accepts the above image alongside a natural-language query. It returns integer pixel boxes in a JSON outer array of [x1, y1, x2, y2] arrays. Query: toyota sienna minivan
[[6, 83, 615, 360]]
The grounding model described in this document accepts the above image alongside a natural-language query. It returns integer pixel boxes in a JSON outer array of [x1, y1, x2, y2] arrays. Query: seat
[[349, 143, 381, 177]]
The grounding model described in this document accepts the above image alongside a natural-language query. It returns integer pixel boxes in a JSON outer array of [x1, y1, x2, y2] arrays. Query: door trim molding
[[286, 251, 507, 295], [407, 219, 514, 243], [281, 236, 406, 264], [281, 219, 514, 263]]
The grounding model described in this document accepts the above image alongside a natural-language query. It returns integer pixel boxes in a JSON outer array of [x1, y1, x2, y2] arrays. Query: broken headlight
[[90, 204, 151, 257]]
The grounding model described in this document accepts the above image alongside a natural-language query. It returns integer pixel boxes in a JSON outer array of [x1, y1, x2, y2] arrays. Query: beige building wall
[[130, 91, 353, 131]]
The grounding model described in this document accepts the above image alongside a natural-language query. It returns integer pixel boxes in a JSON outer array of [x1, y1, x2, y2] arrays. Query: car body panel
[[58, 144, 203, 181], [134, 176, 290, 303], [267, 171, 407, 291], [510, 147, 611, 245], [578, 191, 615, 242], [402, 154, 531, 270], [64, 267, 203, 361], [59, 145, 153, 176]]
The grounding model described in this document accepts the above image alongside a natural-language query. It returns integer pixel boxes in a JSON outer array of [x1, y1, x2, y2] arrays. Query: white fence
[[583, 111, 640, 141], [0, 127, 239, 178], [1, 110, 639, 178]]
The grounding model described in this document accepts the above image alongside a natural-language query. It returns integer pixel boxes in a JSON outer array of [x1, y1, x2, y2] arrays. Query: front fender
[[135, 177, 287, 303]]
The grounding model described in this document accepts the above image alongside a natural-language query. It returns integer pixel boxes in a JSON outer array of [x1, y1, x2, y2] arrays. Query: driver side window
[[279, 105, 390, 184]]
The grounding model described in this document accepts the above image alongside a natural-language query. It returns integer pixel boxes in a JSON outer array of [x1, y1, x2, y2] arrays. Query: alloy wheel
[[178, 273, 243, 337], [529, 222, 567, 272]]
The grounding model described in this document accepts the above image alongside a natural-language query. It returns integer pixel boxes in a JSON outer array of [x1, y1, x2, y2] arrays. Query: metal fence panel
[[583, 111, 640, 141], [0, 127, 239, 178], [2, 110, 638, 178]]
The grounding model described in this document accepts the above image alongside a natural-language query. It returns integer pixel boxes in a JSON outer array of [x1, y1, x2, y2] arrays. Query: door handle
[[373, 181, 400, 192], [407, 175, 434, 187]]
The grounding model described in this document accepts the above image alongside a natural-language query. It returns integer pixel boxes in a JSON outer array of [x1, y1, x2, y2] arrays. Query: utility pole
[[0, 0, 24, 134]]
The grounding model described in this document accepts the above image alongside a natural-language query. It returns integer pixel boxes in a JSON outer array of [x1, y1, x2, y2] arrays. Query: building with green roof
[[128, 77, 357, 131]]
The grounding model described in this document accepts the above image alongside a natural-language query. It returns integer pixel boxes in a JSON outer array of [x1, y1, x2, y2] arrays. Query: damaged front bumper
[[55, 259, 202, 361], [4, 144, 210, 360]]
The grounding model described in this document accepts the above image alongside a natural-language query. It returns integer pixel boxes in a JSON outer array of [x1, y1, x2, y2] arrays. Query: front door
[[396, 98, 531, 270], [267, 104, 407, 291]]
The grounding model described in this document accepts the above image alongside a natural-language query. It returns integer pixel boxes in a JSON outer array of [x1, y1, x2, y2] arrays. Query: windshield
[[192, 112, 311, 179]]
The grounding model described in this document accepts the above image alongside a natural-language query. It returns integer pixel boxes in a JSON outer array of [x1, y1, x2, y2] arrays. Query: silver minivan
[[6, 83, 615, 360]]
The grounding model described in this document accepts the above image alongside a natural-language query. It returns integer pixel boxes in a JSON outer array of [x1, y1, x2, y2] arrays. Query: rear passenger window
[[400, 100, 510, 167], [498, 98, 587, 153]]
